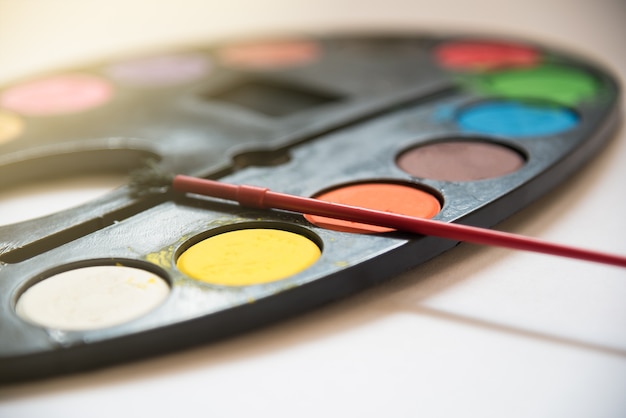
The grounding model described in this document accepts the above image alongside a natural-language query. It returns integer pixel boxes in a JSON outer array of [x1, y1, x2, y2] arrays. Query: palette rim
[[0, 31, 621, 383]]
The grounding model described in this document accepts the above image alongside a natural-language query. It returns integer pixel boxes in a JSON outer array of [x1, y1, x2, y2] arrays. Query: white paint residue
[[16, 265, 170, 331]]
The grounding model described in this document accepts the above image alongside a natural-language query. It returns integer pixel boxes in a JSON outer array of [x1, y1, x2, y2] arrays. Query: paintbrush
[[131, 165, 626, 268]]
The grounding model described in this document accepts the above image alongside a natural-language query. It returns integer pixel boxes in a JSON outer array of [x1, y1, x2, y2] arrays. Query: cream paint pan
[[0, 34, 620, 383]]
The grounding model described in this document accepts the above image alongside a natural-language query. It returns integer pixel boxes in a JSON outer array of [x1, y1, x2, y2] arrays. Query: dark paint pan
[[397, 140, 526, 182]]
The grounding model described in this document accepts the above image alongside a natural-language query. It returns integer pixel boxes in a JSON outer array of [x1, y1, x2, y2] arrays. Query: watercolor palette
[[0, 34, 620, 383]]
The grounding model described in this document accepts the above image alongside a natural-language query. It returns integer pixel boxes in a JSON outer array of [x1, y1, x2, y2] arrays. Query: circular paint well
[[304, 182, 441, 233], [434, 40, 540, 71], [107, 53, 211, 86], [457, 100, 579, 138], [0, 110, 23, 144], [217, 40, 320, 70], [0, 74, 112, 116], [16, 265, 169, 331], [177, 228, 321, 286], [479, 65, 599, 106], [0, 174, 126, 226], [397, 141, 525, 181]]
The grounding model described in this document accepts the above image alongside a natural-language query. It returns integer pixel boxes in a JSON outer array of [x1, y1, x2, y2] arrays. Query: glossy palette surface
[[0, 34, 620, 382]]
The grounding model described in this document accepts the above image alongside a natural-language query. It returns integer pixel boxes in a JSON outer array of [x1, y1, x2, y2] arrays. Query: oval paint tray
[[0, 34, 620, 383]]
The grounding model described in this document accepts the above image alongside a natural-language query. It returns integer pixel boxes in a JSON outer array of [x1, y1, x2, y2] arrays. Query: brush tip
[[129, 160, 175, 197]]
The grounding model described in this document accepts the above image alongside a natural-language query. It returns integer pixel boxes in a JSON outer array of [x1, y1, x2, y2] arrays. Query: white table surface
[[1, 1, 625, 417]]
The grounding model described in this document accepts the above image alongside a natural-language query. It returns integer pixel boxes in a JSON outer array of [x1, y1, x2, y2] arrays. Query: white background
[[1, 1, 625, 417]]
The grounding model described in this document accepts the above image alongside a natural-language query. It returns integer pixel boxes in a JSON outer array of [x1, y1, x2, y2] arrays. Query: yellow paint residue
[[126, 275, 159, 290], [145, 246, 175, 269], [177, 229, 321, 286]]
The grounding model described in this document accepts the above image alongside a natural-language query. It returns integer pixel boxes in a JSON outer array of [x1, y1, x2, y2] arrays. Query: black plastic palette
[[0, 34, 620, 383]]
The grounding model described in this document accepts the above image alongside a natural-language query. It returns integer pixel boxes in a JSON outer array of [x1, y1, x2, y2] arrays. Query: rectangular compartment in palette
[[0, 34, 620, 383]]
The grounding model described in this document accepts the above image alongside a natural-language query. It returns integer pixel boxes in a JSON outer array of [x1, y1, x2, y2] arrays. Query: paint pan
[[106, 53, 211, 86], [396, 140, 526, 182], [0, 110, 23, 145], [0, 34, 620, 383], [16, 264, 169, 331], [0, 74, 113, 116], [304, 182, 441, 233], [177, 227, 321, 286]]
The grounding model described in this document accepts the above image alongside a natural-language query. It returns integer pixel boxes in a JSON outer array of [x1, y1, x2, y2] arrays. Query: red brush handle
[[173, 175, 626, 268]]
